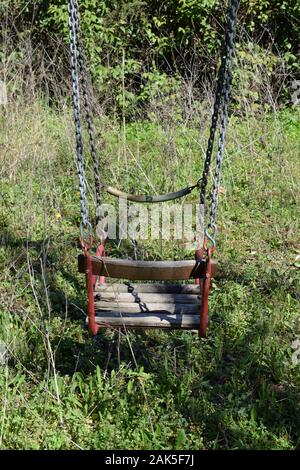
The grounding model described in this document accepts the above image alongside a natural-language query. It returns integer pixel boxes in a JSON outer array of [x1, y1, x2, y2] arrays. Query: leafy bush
[[0, 1, 299, 112]]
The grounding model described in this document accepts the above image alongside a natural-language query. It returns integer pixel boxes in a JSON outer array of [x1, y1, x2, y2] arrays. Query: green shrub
[[1, 0, 299, 112]]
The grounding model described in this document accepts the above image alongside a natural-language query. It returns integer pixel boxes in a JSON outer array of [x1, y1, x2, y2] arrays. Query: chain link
[[73, 0, 102, 221], [200, 0, 240, 246], [199, 46, 228, 203], [68, 0, 103, 237], [125, 282, 149, 313], [207, 0, 239, 244], [68, 0, 91, 236], [69, 0, 239, 244]]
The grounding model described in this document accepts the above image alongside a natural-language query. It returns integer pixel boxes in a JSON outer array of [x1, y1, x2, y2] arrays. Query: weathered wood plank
[[95, 292, 201, 304], [94, 301, 200, 314], [93, 311, 200, 329], [78, 255, 218, 280], [94, 283, 202, 295]]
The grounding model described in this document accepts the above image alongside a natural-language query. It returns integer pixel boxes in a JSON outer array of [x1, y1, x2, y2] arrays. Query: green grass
[[0, 101, 299, 449]]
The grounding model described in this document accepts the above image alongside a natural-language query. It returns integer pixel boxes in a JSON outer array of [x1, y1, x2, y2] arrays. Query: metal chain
[[199, 42, 228, 204], [68, 0, 91, 236], [125, 282, 149, 313], [199, 0, 239, 245], [73, 0, 102, 221], [207, 0, 239, 245], [68, 0, 238, 243]]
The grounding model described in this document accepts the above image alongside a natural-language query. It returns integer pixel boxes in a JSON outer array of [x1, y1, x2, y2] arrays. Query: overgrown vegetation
[[0, 0, 300, 452], [1, 0, 299, 113], [0, 97, 299, 449]]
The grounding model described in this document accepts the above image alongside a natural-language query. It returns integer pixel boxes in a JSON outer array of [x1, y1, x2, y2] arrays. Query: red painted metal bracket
[[93, 243, 106, 287], [196, 242, 215, 338], [81, 237, 100, 336], [195, 248, 203, 287]]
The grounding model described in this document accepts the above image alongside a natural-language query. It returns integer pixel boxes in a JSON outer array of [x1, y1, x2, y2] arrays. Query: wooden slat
[[95, 292, 200, 304], [78, 255, 218, 280], [93, 311, 200, 329], [95, 283, 202, 294], [94, 301, 200, 314]]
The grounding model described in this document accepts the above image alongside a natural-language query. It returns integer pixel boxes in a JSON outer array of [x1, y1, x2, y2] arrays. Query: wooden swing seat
[[92, 282, 202, 329], [70, 0, 240, 338], [78, 255, 218, 333], [78, 255, 218, 280]]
